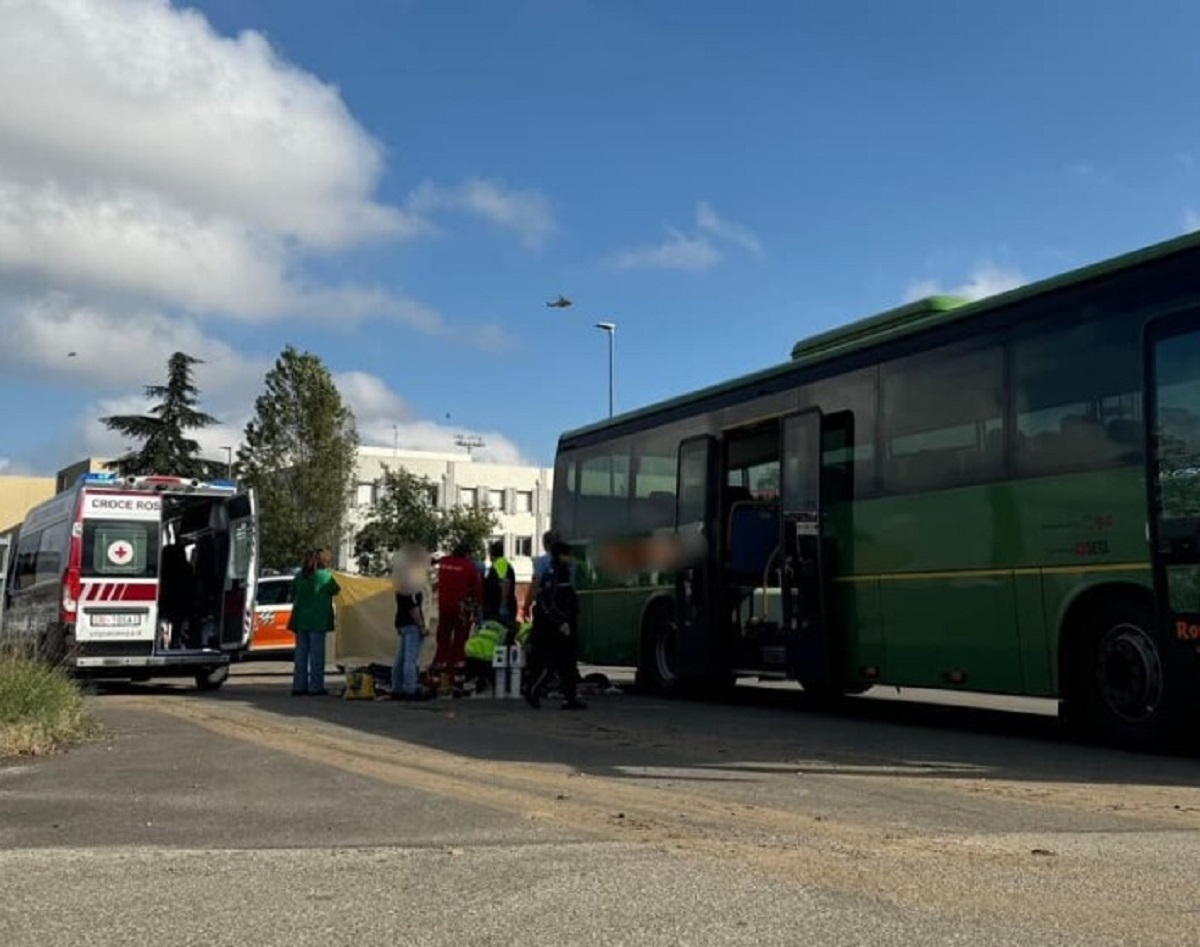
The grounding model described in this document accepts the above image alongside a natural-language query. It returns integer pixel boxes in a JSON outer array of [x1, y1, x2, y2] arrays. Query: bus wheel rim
[[1095, 621, 1164, 724]]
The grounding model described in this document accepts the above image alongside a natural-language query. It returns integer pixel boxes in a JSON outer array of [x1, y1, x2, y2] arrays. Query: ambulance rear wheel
[[195, 666, 229, 691]]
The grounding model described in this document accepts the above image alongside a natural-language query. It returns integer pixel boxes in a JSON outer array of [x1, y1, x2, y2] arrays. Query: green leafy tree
[[354, 467, 499, 576], [238, 346, 359, 570], [353, 468, 441, 575], [441, 503, 499, 561], [102, 352, 220, 478]]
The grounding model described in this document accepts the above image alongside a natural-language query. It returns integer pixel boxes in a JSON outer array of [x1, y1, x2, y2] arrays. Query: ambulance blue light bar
[[78, 473, 237, 491], [80, 473, 121, 485]]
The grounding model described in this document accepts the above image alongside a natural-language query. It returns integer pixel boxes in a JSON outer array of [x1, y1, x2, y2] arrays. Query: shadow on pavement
[[93, 662, 1200, 793]]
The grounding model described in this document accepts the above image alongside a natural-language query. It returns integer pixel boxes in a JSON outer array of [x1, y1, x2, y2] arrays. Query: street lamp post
[[221, 446, 233, 482], [594, 321, 616, 418]]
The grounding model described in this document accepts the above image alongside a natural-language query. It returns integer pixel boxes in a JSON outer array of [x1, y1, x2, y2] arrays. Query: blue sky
[[2, 0, 1199, 473]]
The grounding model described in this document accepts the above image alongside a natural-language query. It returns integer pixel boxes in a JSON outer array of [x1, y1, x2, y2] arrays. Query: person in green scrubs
[[289, 548, 340, 695]]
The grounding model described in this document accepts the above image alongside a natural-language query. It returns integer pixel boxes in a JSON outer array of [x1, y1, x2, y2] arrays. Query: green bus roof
[[560, 228, 1200, 443], [789, 295, 968, 363]]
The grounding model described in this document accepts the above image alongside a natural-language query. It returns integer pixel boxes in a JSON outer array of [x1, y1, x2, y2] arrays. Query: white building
[[342, 446, 553, 581]]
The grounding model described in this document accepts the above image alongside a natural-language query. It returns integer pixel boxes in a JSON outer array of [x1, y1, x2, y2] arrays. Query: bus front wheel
[[1062, 595, 1176, 750], [636, 610, 678, 695]]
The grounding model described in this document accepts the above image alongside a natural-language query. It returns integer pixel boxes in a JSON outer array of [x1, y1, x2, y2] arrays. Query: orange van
[[250, 573, 295, 656]]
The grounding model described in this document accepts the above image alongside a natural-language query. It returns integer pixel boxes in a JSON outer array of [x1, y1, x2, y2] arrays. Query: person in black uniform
[[525, 541, 585, 710]]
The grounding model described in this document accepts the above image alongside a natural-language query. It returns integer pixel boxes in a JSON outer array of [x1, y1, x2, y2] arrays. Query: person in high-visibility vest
[[482, 539, 518, 630], [463, 618, 508, 694]]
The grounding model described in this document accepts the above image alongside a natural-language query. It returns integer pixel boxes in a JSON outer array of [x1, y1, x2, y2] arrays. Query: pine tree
[[102, 352, 219, 478], [238, 346, 359, 570]]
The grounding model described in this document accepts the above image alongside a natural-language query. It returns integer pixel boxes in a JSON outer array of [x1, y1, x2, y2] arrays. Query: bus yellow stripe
[[831, 562, 1149, 583], [576, 564, 1149, 593]]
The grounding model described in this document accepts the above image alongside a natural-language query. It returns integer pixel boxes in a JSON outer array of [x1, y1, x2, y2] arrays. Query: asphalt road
[[2, 664, 1199, 946]]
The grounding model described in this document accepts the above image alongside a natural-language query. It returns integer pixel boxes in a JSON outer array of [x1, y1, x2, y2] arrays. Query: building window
[[459, 487, 477, 507], [514, 535, 534, 557], [424, 485, 439, 507], [514, 490, 533, 514], [487, 489, 506, 512], [355, 482, 376, 507]]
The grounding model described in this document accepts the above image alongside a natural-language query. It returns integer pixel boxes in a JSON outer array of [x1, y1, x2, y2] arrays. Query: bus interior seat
[[727, 501, 779, 578]]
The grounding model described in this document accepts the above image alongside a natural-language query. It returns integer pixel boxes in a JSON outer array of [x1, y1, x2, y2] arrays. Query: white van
[[1, 473, 258, 691]]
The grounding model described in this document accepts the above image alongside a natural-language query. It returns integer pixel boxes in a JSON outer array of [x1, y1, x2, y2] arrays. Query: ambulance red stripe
[[81, 582, 155, 603]]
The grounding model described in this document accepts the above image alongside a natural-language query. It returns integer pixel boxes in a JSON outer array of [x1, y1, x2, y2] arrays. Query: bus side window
[[552, 454, 578, 541], [1012, 312, 1143, 477], [880, 339, 1005, 495], [577, 448, 631, 539], [821, 411, 856, 504]]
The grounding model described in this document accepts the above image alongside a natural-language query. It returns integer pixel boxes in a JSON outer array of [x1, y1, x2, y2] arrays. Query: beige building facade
[[0, 475, 57, 534], [0, 458, 115, 536]]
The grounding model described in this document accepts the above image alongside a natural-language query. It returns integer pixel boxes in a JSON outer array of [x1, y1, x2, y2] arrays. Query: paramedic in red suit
[[433, 542, 483, 680]]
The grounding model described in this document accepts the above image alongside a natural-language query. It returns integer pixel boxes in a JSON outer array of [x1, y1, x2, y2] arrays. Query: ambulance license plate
[[90, 613, 141, 628]]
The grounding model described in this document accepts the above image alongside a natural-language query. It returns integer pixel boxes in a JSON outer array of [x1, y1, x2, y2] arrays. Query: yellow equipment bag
[[342, 666, 376, 700]]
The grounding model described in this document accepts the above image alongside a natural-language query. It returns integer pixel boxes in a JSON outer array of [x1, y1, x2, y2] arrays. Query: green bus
[[551, 231, 1200, 748]]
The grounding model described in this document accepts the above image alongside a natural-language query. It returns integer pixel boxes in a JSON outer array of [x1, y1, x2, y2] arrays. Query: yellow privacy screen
[[331, 572, 438, 670]]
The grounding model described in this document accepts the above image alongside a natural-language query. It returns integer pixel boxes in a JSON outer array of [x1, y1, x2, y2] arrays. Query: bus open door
[[1144, 312, 1200, 743], [671, 435, 724, 688], [778, 409, 835, 692]]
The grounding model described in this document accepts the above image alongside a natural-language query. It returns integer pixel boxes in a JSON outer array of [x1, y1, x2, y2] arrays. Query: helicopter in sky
[[545, 295, 573, 309]]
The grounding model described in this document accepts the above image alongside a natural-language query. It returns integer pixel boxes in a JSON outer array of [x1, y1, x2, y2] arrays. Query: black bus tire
[[636, 607, 678, 696], [1062, 595, 1180, 750]]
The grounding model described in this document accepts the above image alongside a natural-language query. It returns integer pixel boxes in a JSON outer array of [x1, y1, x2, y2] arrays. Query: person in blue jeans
[[391, 545, 430, 700], [288, 548, 340, 696]]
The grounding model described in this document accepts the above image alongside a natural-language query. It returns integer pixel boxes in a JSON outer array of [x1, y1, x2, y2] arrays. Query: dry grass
[[0, 651, 97, 759]]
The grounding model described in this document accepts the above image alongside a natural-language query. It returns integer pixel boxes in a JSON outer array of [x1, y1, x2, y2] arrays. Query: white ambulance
[[1, 473, 258, 690]]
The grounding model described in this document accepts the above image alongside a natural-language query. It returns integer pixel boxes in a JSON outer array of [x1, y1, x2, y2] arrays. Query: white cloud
[[336, 370, 527, 464], [0, 0, 526, 473], [0, 292, 266, 393], [0, 0, 449, 329], [0, 294, 524, 470], [696, 201, 762, 255], [904, 262, 1025, 303], [0, 0, 409, 249], [408, 178, 555, 249], [610, 201, 761, 272], [612, 228, 722, 272]]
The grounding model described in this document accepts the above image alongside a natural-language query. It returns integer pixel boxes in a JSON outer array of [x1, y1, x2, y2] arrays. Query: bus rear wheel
[[1063, 596, 1175, 750]]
